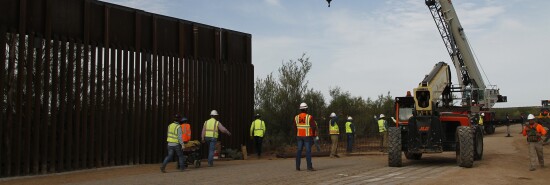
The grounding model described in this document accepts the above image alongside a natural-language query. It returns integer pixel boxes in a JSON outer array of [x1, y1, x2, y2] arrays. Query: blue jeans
[[205, 137, 217, 166], [347, 134, 354, 153], [296, 136, 313, 170], [161, 144, 186, 170]]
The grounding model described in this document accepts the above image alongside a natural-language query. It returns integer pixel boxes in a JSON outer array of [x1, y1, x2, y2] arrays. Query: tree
[[254, 53, 325, 146], [254, 53, 395, 148]]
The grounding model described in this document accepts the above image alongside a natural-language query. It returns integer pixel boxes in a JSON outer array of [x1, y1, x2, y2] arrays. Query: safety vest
[[251, 119, 266, 137], [479, 115, 484, 125], [181, 123, 191, 142], [527, 123, 543, 142], [345, 122, 353, 133], [295, 113, 313, 136], [166, 122, 181, 143], [204, 118, 219, 138], [329, 120, 339, 135], [378, 119, 387, 132]]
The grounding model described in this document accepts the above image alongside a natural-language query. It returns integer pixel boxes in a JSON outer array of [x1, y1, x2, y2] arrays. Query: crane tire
[[456, 126, 474, 168]]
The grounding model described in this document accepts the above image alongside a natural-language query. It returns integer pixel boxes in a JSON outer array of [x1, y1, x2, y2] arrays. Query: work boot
[[530, 167, 536, 171], [296, 167, 300, 171], [160, 166, 166, 173], [335, 154, 340, 158], [307, 168, 316, 172]]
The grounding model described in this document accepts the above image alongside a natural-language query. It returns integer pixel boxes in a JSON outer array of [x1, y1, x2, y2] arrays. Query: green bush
[[254, 53, 396, 150]]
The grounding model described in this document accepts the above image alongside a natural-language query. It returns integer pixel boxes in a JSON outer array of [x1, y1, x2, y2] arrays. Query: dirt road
[[1, 124, 548, 185]]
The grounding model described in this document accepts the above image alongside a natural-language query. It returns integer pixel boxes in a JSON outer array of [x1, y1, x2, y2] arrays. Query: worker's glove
[[315, 136, 319, 141], [201, 139, 205, 143], [181, 144, 185, 150], [374, 115, 377, 119]]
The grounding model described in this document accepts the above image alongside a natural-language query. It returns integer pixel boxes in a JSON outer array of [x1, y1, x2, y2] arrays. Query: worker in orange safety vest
[[180, 117, 191, 143], [294, 102, 317, 171], [522, 114, 547, 171]]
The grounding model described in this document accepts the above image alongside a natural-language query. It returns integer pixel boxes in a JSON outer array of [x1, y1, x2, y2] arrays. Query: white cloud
[[456, 6, 505, 29], [264, 0, 281, 7], [101, 0, 550, 107], [254, 35, 305, 76]]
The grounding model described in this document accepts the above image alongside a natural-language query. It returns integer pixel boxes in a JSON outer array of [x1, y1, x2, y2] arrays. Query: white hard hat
[[330, 112, 336, 118], [299, 102, 308, 109], [481, 113, 485, 116], [210, 110, 219, 116], [379, 114, 385, 118], [528, 114, 535, 120], [348, 116, 353, 120]]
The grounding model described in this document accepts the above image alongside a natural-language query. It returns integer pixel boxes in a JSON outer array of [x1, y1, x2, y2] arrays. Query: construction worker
[[328, 112, 340, 158], [519, 113, 526, 134], [345, 116, 355, 153], [522, 114, 547, 171], [294, 102, 317, 171], [378, 114, 388, 152], [181, 117, 192, 143], [505, 113, 511, 137], [160, 114, 186, 173], [250, 114, 266, 158], [479, 113, 485, 134], [177, 117, 192, 169], [201, 110, 232, 167]]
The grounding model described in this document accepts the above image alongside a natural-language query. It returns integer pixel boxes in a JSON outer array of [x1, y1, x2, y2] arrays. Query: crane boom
[[426, 0, 485, 90], [425, 0, 506, 109]]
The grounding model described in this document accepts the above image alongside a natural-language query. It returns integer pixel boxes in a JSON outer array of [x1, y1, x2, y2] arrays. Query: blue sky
[[104, 0, 550, 107]]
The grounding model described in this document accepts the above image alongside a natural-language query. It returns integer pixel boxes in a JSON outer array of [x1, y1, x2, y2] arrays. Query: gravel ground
[[2, 124, 548, 185]]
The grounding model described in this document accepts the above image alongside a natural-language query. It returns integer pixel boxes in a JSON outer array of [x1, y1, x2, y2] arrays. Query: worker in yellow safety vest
[[479, 113, 484, 126], [479, 113, 485, 135], [250, 114, 266, 158], [345, 116, 355, 153], [160, 114, 186, 173], [328, 112, 340, 158], [378, 114, 388, 152], [201, 110, 231, 167], [294, 102, 317, 171]]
